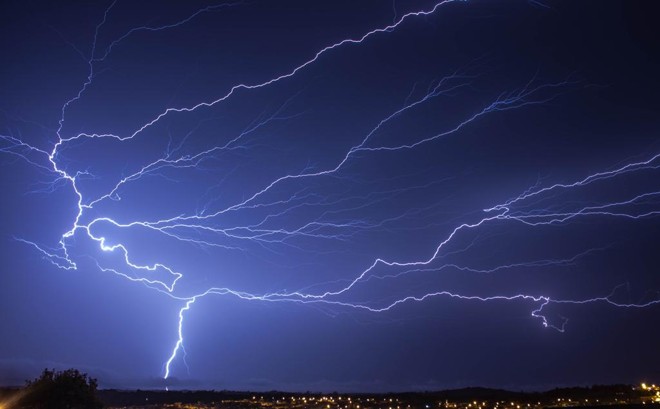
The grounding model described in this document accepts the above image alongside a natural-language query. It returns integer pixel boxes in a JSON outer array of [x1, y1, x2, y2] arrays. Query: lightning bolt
[[1, 0, 658, 385]]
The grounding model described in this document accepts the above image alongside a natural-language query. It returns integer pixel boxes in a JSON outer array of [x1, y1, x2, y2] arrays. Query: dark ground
[[2, 383, 658, 408]]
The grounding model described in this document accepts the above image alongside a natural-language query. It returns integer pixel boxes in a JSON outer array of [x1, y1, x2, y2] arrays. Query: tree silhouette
[[20, 368, 104, 409]]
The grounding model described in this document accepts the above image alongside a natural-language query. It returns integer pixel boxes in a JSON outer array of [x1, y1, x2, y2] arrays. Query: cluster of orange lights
[[641, 383, 660, 404]]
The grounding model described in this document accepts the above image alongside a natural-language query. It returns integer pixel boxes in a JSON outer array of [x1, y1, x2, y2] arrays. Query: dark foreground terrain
[[1, 383, 659, 409]]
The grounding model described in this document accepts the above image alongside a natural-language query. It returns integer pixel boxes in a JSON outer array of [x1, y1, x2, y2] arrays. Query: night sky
[[1, 0, 659, 392]]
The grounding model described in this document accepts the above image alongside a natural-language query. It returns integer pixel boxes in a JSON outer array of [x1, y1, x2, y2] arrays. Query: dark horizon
[[1, 0, 659, 392], [3, 381, 659, 409]]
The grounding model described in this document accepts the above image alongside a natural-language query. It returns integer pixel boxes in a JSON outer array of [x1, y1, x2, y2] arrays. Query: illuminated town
[[89, 383, 660, 409]]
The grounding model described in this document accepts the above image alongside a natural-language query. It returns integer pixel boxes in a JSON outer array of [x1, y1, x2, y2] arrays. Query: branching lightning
[[1, 0, 658, 384]]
